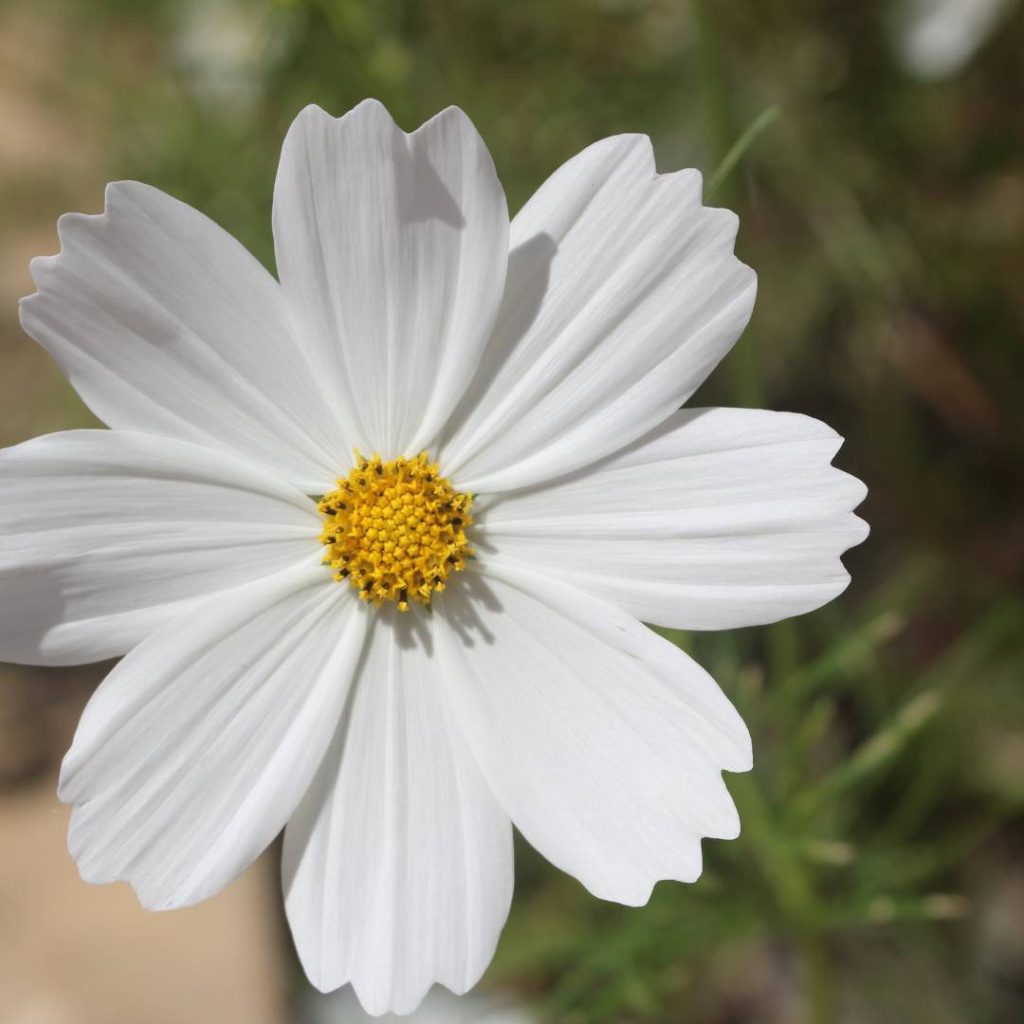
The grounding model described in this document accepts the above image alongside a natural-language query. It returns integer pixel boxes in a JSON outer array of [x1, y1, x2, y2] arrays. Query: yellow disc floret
[[318, 452, 473, 611]]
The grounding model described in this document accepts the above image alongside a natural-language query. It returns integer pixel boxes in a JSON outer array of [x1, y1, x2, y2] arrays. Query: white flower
[[894, 0, 1017, 79], [6, 100, 867, 1016], [174, 0, 287, 111]]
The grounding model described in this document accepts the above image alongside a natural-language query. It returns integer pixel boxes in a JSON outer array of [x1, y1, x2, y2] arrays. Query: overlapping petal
[[438, 134, 757, 493], [0, 430, 320, 665], [273, 100, 509, 457], [479, 408, 869, 630], [59, 562, 365, 911], [284, 609, 513, 1014], [20, 182, 348, 491], [438, 562, 751, 907]]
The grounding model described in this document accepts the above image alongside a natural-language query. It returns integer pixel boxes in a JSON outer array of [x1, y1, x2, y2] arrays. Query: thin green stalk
[[692, 0, 738, 195], [692, 0, 774, 409], [706, 104, 782, 200], [801, 935, 838, 1024]]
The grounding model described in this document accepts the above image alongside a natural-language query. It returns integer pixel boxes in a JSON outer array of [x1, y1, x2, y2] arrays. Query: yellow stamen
[[318, 451, 473, 611]]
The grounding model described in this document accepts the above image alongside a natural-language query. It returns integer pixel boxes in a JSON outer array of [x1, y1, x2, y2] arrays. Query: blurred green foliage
[[4, 0, 1024, 1021]]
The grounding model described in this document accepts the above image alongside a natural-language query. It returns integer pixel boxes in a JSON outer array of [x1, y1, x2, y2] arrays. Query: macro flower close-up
[[2, 99, 868, 1015]]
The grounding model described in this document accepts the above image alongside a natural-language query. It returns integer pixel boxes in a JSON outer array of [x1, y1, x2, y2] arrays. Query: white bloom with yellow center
[[4, 101, 867, 1016]]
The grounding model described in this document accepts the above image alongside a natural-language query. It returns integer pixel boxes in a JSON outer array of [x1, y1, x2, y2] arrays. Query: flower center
[[318, 452, 473, 611]]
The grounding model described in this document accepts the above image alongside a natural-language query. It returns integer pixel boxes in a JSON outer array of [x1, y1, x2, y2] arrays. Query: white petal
[[897, 0, 1014, 79], [0, 430, 322, 665], [438, 561, 751, 907], [20, 181, 347, 491], [479, 408, 869, 630], [283, 608, 513, 1015], [273, 101, 509, 456], [59, 561, 365, 911], [438, 135, 757, 492]]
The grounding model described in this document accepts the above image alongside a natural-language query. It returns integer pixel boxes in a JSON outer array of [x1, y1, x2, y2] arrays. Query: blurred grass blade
[[782, 611, 904, 702], [820, 893, 971, 930], [797, 690, 945, 814], [705, 104, 781, 200]]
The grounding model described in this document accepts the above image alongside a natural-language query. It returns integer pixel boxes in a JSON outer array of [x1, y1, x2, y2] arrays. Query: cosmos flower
[[5, 100, 867, 1015], [174, 0, 292, 112], [894, 0, 1017, 79]]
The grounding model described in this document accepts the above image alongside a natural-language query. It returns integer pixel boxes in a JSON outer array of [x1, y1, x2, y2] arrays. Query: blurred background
[[1, 0, 1022, 1021]]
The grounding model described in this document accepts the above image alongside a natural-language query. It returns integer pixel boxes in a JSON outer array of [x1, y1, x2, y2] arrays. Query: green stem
[[692, 0, 738, 198], [706, 104, 782, 200], [692, 0, 763, 408], [801, 935, 838, 1024]]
